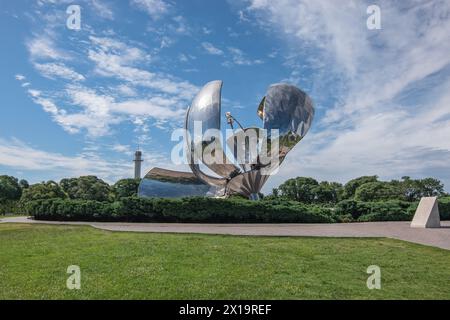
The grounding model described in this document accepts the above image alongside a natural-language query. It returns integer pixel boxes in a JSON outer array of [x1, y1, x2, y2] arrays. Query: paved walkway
[[1, 216, 449, 250]]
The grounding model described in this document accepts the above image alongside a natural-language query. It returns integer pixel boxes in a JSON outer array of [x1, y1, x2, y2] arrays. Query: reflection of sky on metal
[[139, 179, 211, 198], [263, 84, 314, 138], [262, 84, 314, 166], [186, 80, 240, 185]]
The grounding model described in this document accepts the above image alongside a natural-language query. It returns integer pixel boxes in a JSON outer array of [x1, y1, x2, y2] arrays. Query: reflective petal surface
[[138, 167, 212, 198], [185, 80, 240, 185]]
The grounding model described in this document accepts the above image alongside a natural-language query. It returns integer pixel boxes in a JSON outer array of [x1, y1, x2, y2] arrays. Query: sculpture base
[[249, 193, 260, 201], [411, 197, 441, 228]]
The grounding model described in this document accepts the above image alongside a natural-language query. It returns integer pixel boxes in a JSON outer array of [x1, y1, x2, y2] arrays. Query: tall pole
[[134, 150, 143, 179]]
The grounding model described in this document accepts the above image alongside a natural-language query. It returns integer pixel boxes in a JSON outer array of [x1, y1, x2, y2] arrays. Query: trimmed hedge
[[24, 196, 449, 223], [335, 199, 418, 222], [0, 200, 22, 215], [26, 197, 335, 223], [439, 196, 450, 220]]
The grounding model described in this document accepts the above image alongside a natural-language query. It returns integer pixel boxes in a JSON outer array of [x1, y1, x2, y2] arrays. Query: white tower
[[134, 150, 143, 179]]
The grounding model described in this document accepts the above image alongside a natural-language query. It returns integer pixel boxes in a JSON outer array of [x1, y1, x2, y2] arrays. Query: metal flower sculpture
[[138, 80, 314, 200]]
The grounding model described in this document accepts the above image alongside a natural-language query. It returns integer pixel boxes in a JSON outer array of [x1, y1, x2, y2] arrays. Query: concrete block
[[411, 196, 441, 228]]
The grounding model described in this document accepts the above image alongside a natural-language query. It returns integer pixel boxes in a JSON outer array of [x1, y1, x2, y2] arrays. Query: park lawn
[[0, 223, 449, 300]]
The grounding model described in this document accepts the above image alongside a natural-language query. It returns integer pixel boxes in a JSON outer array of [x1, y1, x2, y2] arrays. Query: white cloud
[[26, 36, 69, 61], [0, 137, 133, 182], [202, 27, 212, 35], [178, 53, 188, 62], [26, 83, 186, 137], [112, 98, 185, 119], [34, 62, 85, 81], [111, 144, 132, 156], [88, 36, 198, 100], [227, 47, 263, 66], [238, 10, 250, 22], [201, 42, 224, 55], [172, 15, 190, 34], [29, 94, 59, 114], [246, 0, 450, 191], [131, 0, 169, 19], [90, 0, 115, 20], [0, 136, 179, 183], [15, 74, 26, 81], [159, 36, 173, 49], [117, 84, 137, 96], [20, 32, 198, 142], [28, 89, 41, 97]]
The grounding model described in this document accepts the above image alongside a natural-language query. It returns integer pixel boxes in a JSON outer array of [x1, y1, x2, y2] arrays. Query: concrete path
[[1, 216, 449, 251]]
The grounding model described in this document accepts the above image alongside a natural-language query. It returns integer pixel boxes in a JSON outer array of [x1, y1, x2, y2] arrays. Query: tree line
[[0, 174, 448, 216], [270, 175, 447, 204], [1, 174, 449, 222], [0, 175, 140, 213]]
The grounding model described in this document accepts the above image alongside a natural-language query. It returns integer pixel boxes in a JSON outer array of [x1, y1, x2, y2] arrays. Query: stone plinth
[[411, 197, 441, 228]]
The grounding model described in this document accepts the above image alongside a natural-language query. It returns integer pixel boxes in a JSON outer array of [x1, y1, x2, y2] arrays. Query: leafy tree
[[0, 175, 22, 201], [354, 181, 401, 202], [278, 177, 319, 203], [392, 176, 445, 201], [113, 179, 141, 199], [343, 176, 378, 199], [313, 181, 343, 204], [60, 176, 112, 202], [19, 179, 29, 190], [272, 188, 279, 197], [21, 181, 66, 202], [415, 177, 445, 198]]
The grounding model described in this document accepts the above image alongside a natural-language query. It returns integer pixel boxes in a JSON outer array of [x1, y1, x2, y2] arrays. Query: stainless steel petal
[[226, 170, 270, 198], [262, 83, 314, 164], [185, 80, 239, 185]]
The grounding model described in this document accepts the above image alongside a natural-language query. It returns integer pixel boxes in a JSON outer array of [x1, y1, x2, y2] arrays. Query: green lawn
[[0, 223, 449, 299]]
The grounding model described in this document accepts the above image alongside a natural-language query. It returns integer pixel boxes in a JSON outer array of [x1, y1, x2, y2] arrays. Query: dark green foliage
[[20, 181, 66, 202], [438, 196, 450, 220], [27, 197, 335, 223], [391, 176, 446, 201], [335, 199, 371, 220], [272, 188, 279, 197], [0, 175, 22, 202], [314, 181, 343, 203], [343, 176, 379, 199], [276, 175, 446, 205], [354, 181, 402, 202], [335, 199, 417, 222], [19, 179, 29, 190], [357, 201, 417, 222], [278, 177, 319, 203], [60, 176, 112, 201], [0, 200, 22, 215], [3, 173, 448, 223], [277, 177, 343, 204], [113, 178, 140, 199]]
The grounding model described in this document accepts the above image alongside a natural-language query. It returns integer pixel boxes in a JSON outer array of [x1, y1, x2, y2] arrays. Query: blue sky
[[1, 0, 450, 192]]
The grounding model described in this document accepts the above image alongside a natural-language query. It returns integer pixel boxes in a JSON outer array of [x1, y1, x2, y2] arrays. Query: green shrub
[[438, 196, 450, 220], [335, 199, 417, 222], [0, 200, 23, 215], [27, 197, 335, 223], [24, 197, 436, 224], [335, 200, 371, 220], [335, 214, 354, 223], [21, 181, 66, 202], [357, 200, 417, 222]]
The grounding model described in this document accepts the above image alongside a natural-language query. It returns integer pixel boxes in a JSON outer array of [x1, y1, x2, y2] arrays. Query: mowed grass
[[0, 223, 449, 299]]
